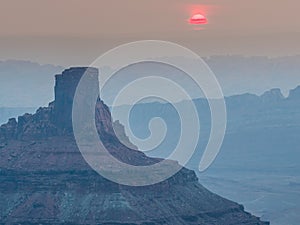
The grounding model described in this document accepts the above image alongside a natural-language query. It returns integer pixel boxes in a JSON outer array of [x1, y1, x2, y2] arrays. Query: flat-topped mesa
[[53, 67, 99, 131]]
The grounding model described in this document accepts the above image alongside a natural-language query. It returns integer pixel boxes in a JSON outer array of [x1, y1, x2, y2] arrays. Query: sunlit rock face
[[0, 67, 269, 225]]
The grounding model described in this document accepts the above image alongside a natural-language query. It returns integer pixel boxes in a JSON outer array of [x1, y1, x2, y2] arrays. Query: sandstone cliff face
[[0, 67, 269, 225]]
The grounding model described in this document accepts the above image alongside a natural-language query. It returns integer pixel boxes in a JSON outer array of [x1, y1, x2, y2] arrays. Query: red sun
[[189, 14, 207, 25]]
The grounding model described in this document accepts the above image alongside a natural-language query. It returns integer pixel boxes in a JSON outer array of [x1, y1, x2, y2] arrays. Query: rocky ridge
[[0, 67, 269, 224]]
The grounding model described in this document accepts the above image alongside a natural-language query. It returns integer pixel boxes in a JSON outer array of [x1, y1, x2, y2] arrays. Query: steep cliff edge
[[0, 67, 269, 224]]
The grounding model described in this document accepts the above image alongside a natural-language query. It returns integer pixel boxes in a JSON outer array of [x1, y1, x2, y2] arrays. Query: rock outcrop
[[288, 85, 300, 101], [0, 67, 269, 224], [261, 88, 284, 103]]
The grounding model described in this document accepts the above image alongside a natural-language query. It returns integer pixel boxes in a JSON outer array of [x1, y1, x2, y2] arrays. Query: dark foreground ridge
[[0, 67, 269, 224]]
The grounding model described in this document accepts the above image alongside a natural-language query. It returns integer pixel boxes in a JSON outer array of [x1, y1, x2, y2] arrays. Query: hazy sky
[[1, 0, 300, 66]]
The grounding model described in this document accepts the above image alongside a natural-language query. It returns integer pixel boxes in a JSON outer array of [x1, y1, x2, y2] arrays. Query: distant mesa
[[261, 88, 284, 103], [288, 85, 300, 100]]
